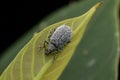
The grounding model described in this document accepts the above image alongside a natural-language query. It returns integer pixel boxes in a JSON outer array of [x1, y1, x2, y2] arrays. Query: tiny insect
[[42, 24, 72, 57]]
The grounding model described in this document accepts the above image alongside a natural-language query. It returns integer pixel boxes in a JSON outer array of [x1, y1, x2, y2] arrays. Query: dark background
[[0, 0, 76, 54]]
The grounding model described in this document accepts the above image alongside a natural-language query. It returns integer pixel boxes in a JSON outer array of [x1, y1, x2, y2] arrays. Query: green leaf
[[0, 2, 101, 80], [59, 0, 120, 80]]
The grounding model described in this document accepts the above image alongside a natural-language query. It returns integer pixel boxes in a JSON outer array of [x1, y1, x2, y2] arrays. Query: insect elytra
[[43, 24, 72, 55]]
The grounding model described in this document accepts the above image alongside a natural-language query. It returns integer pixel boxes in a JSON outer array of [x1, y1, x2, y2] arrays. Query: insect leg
[[67, 40, 71, 43], [52, 52, 58, 63], [44, 40, 49, 46], [43, 40, 49, 50], [38, 40, 49, 51], [48, 28, 56, 40]]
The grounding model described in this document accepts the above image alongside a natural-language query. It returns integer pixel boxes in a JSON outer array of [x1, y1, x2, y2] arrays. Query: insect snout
[[45, 49, 52, 55]]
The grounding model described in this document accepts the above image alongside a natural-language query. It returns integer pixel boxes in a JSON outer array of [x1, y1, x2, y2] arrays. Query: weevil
[[42, 24, 72, 58]]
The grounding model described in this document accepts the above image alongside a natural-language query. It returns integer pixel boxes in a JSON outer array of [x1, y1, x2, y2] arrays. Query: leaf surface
[[0, 2, 101, 80]]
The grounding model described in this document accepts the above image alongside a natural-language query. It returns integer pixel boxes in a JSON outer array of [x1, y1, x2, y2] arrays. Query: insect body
[[44, 24, 72, 55]]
